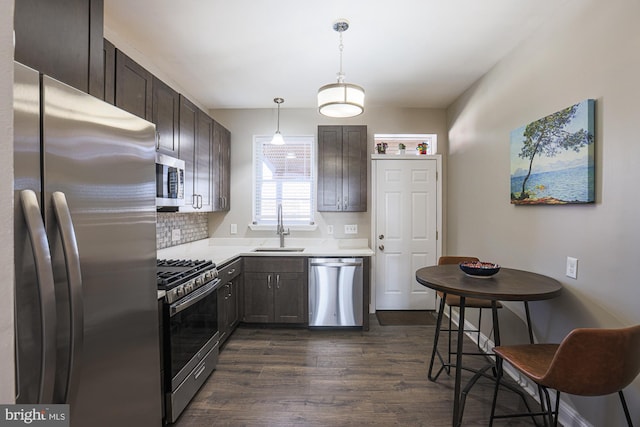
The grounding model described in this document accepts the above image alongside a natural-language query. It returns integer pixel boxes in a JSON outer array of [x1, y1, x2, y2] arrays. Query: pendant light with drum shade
[[271, 97, 285, 145], [317, 20, 365, 118]]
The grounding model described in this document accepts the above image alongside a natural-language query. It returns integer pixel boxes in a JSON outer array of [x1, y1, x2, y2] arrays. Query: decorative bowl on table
[[459, 261, 500, 278]]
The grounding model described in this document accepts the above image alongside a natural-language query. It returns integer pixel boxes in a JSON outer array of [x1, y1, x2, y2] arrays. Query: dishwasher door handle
[[310, 261, 362, 268]]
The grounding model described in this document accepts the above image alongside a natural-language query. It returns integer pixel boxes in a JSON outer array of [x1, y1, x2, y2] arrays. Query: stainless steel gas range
[[157, 259, 221, 423]]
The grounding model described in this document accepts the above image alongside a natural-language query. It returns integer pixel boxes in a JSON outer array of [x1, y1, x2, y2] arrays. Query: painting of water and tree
[[510, 99, 595, 205]]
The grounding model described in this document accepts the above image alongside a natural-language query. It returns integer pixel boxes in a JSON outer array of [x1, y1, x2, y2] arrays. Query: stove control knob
[[176, 287, 184, 298], [195, 277, 203, 287]]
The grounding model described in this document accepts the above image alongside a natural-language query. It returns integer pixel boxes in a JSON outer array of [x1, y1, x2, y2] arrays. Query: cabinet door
[[115, 50, 152, 120], [153, 77, 180, 156], [317, 125, 368, 212], [14, 0, 103, 97], [217, 284, 229, 344], [103, 39, 116, 104], [196, 110, 214, 211], [342, 126, 368, 212], [228, 277, 240, 330], [213, 121, 231, 211], [273, 272, 307, 324], [243, 272, 273, 323], [317, 126, 342, 212], [179, 96, 197, 209]]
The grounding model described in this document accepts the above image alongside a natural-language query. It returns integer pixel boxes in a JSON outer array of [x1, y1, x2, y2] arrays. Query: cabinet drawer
[[244, 257, 306, 273], [218, 258, 242, 281]]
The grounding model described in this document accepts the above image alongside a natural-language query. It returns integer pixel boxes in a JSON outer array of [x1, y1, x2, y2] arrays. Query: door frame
[[370, 154, 443, 312]]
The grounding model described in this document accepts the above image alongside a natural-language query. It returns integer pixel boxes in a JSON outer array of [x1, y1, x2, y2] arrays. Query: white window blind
[[253, 136, 315, 226]]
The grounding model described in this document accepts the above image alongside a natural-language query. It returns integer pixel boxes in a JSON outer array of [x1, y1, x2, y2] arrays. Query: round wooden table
[[415, 264, 562, 427]]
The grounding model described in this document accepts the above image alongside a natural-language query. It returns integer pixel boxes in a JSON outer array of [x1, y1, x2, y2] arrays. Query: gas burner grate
[[156, 259, 217, 289]]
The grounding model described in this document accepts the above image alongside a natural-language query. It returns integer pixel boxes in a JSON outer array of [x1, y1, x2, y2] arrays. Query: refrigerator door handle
[[19, 189, 57, 404], [51, 191, 84, 404]]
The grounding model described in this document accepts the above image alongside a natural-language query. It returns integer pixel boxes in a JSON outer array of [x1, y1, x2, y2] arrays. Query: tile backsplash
[[157, 212, 209, 249]]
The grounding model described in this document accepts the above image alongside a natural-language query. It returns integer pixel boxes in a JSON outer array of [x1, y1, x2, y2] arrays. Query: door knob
[[379, 234, 384, 240], [378, 244, 384, 251]]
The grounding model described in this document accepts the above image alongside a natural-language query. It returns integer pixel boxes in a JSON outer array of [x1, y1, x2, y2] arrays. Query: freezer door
[[41, 75, 161, 426]]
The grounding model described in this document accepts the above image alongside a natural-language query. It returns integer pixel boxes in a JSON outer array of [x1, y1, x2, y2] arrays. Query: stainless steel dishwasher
[[308, 258, 363, 327]]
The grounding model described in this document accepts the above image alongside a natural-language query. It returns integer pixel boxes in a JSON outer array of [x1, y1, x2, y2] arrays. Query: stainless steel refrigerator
[[13, 61, 162, 426]]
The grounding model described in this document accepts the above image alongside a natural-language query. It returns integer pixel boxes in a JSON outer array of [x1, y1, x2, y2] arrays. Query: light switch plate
[[566, 256, 578, 279], [171, 228, 181, 242], [230, 223, 238, 235], [327, 225, 333, 235]]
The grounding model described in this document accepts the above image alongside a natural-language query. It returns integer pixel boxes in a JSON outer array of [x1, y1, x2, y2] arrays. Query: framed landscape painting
[[510, 99, 595, 205]]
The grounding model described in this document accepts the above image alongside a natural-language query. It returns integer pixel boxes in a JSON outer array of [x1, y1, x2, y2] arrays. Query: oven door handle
[[170, 279, 221, 317]]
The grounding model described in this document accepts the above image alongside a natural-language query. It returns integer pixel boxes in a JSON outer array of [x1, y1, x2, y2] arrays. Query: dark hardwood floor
[[173, 314, 542, 426]]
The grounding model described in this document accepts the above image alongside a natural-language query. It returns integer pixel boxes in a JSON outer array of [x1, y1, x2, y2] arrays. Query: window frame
[[249, 134, 317, 231]]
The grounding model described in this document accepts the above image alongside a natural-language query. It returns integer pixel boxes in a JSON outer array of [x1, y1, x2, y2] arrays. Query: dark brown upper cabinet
[[317, 125, 368, 212], [213, 121, 231, 211], [103, 38, 116, 104], [15, 0, 104, 98], [115, 50, 153, 121], [152, 77, 180, 156]]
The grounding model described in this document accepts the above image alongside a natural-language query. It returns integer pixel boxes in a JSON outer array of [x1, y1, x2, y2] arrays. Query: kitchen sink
[[252, 247, 305, 253]]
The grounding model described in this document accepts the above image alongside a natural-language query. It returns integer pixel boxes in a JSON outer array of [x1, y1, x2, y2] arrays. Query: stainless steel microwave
[[156, 153, 185, 211]]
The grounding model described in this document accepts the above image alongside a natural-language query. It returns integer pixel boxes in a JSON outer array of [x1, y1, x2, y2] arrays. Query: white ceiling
[[104, 0, 567, 110]]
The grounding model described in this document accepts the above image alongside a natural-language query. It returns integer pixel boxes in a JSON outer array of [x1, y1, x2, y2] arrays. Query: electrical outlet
[[566, 256, 578, 279], [171, 228, 181, 242], [230, 223, 238, 235], [327, 225, 333, 235], [344, 224, 358, 234]]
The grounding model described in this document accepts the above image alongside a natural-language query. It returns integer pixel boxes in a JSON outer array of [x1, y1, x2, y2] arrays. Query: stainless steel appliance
[[308, 258, 364, 327], [157, 259, 221, 423], [13, 62, 162, 425], [156, 153, 185, 211]]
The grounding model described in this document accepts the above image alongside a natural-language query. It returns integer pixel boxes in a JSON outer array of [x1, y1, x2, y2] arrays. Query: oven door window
[[168, 283, 218, 381]]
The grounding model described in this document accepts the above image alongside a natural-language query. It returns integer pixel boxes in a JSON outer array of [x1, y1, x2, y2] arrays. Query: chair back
[[543, 325, 640, 396], [438, 256, 479, 266]]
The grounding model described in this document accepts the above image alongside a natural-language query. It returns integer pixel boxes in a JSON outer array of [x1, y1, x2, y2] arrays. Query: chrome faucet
[[276, 203, 290, 248]]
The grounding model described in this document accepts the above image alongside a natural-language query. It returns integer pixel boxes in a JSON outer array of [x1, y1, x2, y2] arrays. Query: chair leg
[[541, 387, 554, 427], [447, 305, 453, 372], [488, 356, 503, 427], [619, 390, 634, 427], [477, 308, 483, 351]]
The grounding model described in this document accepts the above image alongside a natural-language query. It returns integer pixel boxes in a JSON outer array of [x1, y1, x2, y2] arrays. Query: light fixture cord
[[276, 102, 280, 132], [337, 31, 345, 83]]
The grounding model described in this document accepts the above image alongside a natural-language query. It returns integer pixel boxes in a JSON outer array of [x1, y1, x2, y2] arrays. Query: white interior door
[[374, 159, 438, 310]]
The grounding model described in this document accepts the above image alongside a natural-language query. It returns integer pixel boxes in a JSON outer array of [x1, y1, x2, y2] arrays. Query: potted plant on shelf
[[398, 143, 406, 155], [376, 142, 388, 154]]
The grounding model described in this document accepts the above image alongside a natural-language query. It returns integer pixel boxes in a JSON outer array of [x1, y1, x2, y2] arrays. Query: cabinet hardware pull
[[344, 196, 348, 210], [267, 274, 272, 289], [228, 269, 235, 275], [378, 244, 384, 251], [379, 234, 384, 240], [276, 274, 280, 289]]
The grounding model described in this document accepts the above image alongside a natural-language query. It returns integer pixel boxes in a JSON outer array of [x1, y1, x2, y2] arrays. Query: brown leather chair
[[490, 325, 640, 426], [428, 256, 502, 381]]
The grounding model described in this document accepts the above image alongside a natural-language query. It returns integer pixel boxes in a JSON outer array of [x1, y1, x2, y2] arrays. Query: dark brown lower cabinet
[[243, 257, 307, 324], [217, 259, 242, 346]]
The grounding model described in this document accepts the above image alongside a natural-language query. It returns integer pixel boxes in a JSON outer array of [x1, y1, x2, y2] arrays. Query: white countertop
[[157, 237, 374, 267]]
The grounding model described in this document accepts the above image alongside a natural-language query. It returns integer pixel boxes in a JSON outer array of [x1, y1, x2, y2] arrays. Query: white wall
[[208, 106, 447, 243], [446, 0, 640, 424], [0, 0, 15, 404]]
